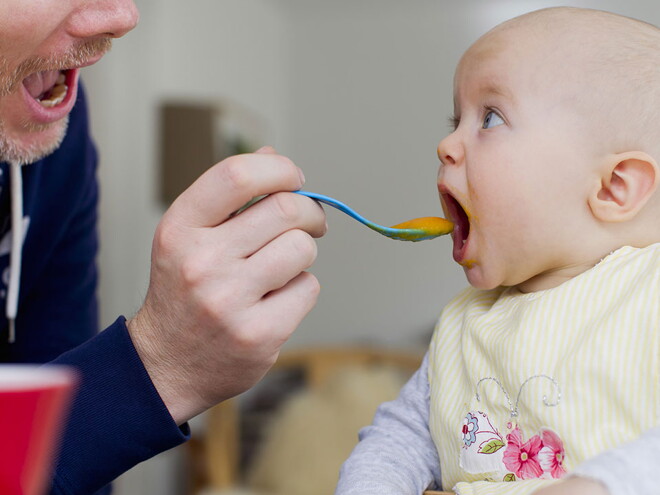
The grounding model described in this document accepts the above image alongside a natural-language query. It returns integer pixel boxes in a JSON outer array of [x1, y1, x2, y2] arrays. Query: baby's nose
[[437, 133, 464, 167]]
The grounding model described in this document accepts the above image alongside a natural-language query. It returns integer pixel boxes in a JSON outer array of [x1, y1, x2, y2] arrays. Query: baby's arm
[[531, 426, 660, 495], [335, 353, 442, 495]]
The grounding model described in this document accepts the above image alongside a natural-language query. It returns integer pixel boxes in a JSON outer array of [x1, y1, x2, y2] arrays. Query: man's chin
[[0, 117, 68, 166]]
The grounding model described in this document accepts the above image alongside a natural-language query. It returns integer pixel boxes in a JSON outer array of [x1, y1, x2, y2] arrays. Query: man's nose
[[436, 132, 464, 167], [68, 0, 140, 39]]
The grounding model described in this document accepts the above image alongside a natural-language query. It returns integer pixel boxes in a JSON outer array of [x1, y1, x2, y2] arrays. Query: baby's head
[[437, 7, 660, 292]]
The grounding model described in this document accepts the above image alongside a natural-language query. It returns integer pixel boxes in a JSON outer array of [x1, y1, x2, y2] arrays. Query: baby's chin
[[464, 264, 542, 293], [463, 264, 503, 291]]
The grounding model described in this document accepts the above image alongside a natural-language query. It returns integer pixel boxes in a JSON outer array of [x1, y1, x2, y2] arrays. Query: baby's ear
[[589, 152, 659, 222]]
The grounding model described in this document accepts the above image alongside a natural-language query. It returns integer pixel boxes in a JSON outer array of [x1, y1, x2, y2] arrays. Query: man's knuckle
[[271, 193, 301, 223], [304, 272, 321, 297], [290, 230, 317, 262], [226, 326, 262, 353], [221, 158, 252, 193], [153, 221, 177, 252], [276, 156, 299, 178], [195, 293, 234, 330], [179, 256, 208, 287]]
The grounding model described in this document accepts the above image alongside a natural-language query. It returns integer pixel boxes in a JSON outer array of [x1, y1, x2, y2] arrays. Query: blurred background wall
[[80, 0, 660, 493]]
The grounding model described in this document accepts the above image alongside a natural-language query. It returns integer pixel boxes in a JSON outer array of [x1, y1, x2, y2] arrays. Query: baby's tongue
[[22, 70, 61, 99]]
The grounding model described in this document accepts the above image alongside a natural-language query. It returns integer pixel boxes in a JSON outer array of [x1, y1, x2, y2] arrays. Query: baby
[[335, 7, 660, 495]]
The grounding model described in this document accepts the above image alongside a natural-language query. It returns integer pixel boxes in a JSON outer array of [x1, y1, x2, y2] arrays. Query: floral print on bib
[[460, 410, 566, 482], [459, 374, 567, 482]]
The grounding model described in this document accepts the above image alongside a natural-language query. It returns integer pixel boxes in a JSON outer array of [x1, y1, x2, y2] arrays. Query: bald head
[[476, 7, 660, 157]]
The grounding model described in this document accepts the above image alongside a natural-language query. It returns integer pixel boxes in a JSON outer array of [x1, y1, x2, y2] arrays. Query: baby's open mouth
[[22, 69, 70, 108], [442, 193, 470, 261]]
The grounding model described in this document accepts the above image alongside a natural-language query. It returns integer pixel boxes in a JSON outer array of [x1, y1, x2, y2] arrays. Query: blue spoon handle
[[232, 190, 449, 241], [294, 190, 390, 231]]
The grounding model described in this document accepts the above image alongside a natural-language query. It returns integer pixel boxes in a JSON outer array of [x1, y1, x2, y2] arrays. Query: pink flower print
[[462, 412, 479, 447], [503, 426, 543, 479], [538, 428, 567, 479]]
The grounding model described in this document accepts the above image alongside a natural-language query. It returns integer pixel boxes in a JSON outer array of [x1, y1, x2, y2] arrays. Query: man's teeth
[[38, 73, 68, 108]]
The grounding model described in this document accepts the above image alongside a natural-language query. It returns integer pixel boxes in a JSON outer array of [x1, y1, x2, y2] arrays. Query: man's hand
[[127, 147, 327, 424], [532, 477, 609, 495]]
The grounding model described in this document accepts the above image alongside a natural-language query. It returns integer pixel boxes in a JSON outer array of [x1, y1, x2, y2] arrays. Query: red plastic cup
[[0, 365, 78, 495]]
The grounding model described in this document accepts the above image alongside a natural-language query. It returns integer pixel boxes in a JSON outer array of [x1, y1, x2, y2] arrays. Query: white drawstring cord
[[7, 162, 23, 343]]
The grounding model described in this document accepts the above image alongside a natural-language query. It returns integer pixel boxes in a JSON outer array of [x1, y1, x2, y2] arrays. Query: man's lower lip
[[20, 69, 79, 125]]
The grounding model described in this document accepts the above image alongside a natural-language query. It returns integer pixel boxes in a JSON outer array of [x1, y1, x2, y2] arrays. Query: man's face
[[436, 29, 599, 292], [0, 0, 139, 165]]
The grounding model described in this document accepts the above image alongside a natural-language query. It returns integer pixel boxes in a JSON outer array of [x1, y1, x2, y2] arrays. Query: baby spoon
[[294, 190, 453, 242]]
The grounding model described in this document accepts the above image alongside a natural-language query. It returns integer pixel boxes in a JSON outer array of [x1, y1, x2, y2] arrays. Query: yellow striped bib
[[428, 244, 660, 494]]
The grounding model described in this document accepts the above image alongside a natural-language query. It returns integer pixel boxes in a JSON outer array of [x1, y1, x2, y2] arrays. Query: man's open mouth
[[442, 192, 470, 261], [22, 69, 71, 108]]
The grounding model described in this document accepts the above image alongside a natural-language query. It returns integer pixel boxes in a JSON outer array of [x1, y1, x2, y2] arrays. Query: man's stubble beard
[[0, 116, 69, 166], [0, 37, 110, 166]]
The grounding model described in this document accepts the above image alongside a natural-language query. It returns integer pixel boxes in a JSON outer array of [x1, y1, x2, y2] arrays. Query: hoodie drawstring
[[7, 162, 23, 343]]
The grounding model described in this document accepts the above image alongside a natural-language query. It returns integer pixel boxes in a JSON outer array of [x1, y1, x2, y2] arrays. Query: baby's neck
[[515, 248, 621, 293]]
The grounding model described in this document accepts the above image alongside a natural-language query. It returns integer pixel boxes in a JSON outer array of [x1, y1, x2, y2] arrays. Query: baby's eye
[[482, 110, 504, 129]]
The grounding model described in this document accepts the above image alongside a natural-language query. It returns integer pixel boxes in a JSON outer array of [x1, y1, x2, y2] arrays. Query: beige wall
[[82, 1, 660, 493]]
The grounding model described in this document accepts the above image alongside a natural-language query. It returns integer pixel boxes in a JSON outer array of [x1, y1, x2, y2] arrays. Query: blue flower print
[[462, 412, 479, 447]]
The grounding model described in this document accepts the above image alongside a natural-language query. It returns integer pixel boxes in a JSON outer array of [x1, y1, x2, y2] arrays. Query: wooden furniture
[[186, 347, 442, 495]]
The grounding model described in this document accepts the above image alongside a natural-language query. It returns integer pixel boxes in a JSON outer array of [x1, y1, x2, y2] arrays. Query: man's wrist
[[126, 310, 199, 425]]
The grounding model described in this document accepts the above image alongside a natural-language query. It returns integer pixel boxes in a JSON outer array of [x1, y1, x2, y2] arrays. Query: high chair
[[184, 347, 452, 495]]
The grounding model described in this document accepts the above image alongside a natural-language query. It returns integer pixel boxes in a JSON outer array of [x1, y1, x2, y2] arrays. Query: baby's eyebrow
[[454, 80, 513, 110], [479, 83, 512, 100]]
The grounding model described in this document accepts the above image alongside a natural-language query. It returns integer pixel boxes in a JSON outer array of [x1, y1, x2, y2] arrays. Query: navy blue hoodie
[[0, 86, 189, 494]]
